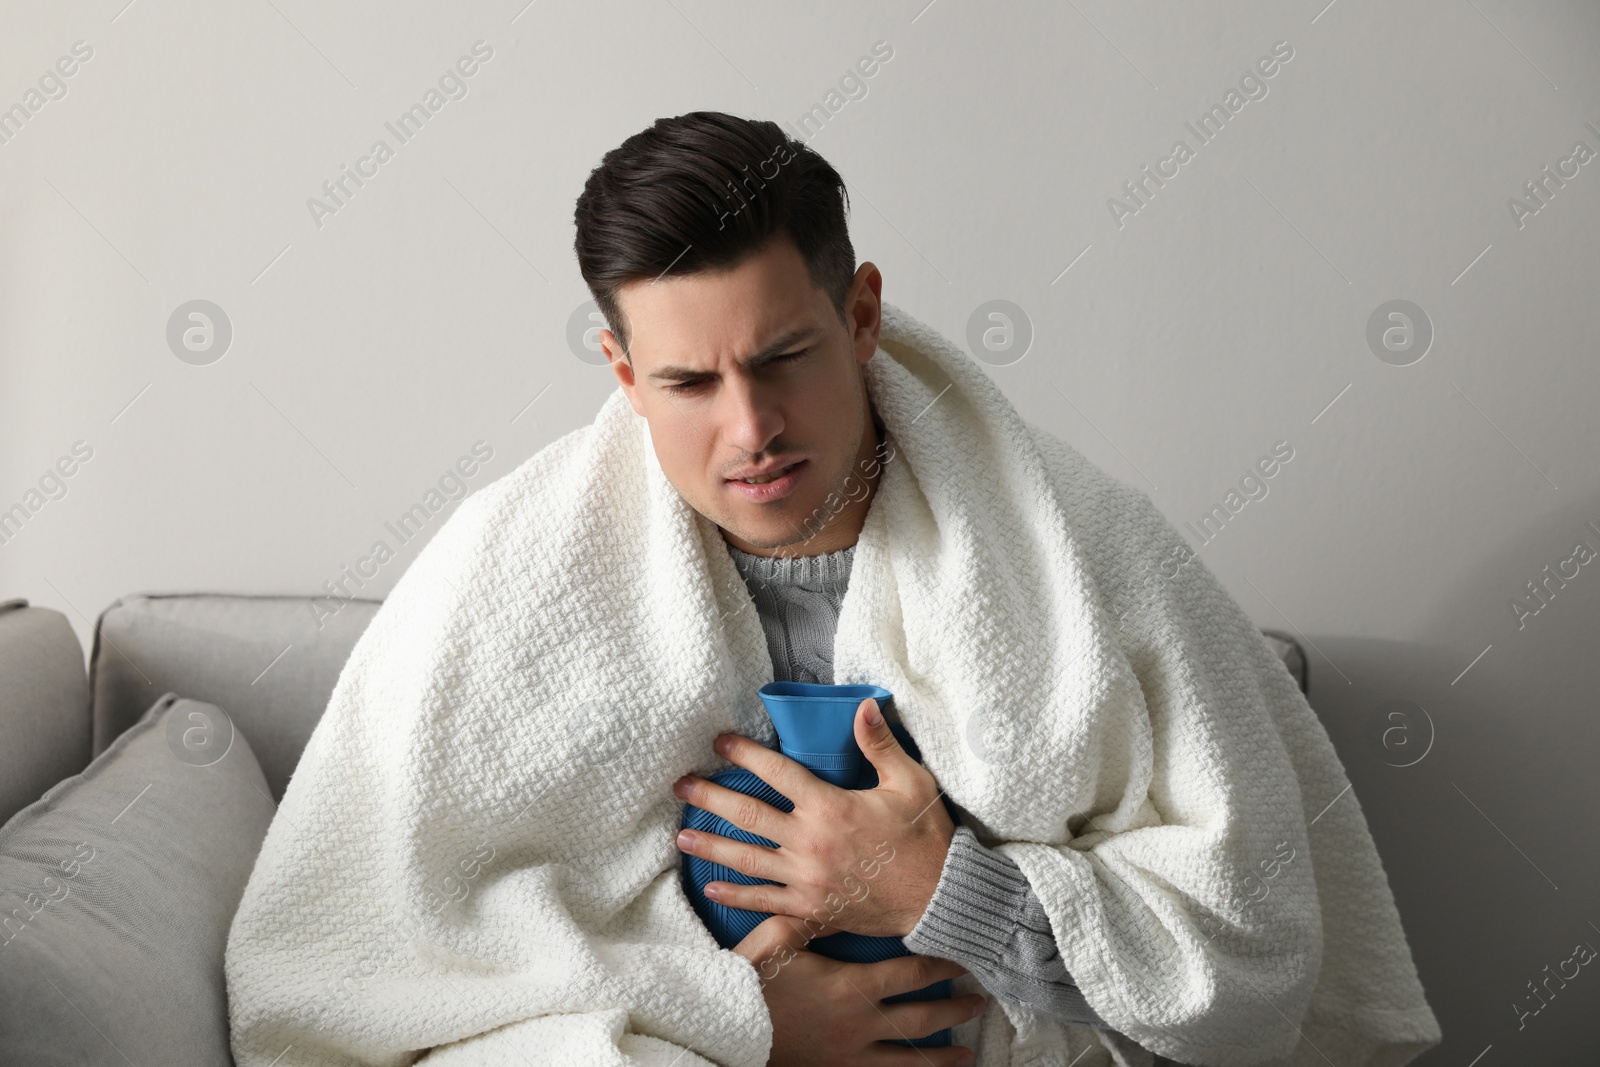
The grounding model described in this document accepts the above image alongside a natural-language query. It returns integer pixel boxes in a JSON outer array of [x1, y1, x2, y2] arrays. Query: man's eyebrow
[[646, 325, 822, 382]]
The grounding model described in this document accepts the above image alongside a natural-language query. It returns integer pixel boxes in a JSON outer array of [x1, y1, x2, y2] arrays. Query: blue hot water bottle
[[680, 681, 963, 1049]]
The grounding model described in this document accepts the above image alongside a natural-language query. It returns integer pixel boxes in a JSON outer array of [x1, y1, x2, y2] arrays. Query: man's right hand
[[734, 914, 985, 1066]]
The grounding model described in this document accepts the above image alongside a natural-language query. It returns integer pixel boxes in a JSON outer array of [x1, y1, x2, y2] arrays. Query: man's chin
[[720, 524, 807, 554], [716, 507, 821, 554]]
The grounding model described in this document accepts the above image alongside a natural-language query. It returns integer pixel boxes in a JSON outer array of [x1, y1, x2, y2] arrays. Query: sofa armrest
[[0, 599, 92, 826], [1259, 627, 1309, 695]]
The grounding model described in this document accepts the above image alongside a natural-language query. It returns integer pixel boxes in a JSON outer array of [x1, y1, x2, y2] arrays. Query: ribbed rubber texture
[[680, 721, 955, 1048]]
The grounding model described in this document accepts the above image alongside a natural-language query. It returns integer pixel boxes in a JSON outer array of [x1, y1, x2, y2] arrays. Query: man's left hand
[[672, 697, 955, 941]]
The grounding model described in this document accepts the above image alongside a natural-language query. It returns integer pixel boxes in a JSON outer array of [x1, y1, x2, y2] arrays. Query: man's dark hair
[[573, 111, 855, 361]]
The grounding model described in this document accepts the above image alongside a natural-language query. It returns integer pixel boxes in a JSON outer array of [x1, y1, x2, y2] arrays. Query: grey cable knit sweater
[[725, 540, 1113, 1031]]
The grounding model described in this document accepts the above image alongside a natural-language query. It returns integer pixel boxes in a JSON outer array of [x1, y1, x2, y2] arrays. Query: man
[[584, 112, 1117, 1063], [226, 111, 1441, 1067]]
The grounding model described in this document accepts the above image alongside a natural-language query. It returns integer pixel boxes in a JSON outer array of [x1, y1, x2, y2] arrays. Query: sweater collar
[[723, 539, 855, 585]]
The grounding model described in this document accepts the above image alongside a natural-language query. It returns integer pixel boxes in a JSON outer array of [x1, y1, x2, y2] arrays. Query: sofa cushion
[[0, 600, 91, 827], [90, 593, 381, 801], [0, 692, 273, 1067]]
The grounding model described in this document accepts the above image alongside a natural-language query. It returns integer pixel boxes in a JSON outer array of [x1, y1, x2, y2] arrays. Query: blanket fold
[[224, 300, 1441, 1067]]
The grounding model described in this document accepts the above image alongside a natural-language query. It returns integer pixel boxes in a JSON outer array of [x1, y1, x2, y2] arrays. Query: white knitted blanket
[[225, 301, 1441, 1067]]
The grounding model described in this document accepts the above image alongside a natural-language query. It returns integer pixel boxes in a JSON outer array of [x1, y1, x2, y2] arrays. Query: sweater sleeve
[[902, 825, 1115, 1030]]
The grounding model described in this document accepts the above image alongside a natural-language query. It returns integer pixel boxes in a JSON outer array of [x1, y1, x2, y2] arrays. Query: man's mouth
[[731, 461, 802, 484], [725, 459, 807, 501]]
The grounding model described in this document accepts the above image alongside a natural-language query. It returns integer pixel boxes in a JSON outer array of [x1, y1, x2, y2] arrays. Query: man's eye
[[663, 350, 807, 396]]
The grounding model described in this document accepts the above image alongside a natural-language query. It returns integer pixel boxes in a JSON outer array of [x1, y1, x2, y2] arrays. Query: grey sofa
[[0, 592, 1308, 1065]]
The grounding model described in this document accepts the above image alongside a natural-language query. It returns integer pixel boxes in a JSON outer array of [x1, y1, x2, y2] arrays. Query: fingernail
[[864, 700, 882, 726], [704, 883, 721, 899], [673, 777, 692, 798], [676, 830, 696, 849]]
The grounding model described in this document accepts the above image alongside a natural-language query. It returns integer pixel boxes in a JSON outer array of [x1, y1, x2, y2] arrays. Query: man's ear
[[603, 330, 645, 416], [846, 262, 883, 368]]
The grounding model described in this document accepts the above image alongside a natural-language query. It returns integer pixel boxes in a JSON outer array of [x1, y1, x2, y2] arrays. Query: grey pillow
[[0, 693, 273, 1066]]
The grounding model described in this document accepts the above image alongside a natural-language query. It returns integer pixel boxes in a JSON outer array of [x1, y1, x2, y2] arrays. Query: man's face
[[602, 233, 883, 556]]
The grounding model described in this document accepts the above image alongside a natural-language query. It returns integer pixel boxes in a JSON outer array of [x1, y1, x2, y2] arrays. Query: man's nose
[[719, 375, 785, 455]]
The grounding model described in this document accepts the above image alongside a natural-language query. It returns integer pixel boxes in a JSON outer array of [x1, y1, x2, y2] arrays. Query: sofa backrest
[[0, 593, 1308, 819], [89, 594, 382, 802]]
